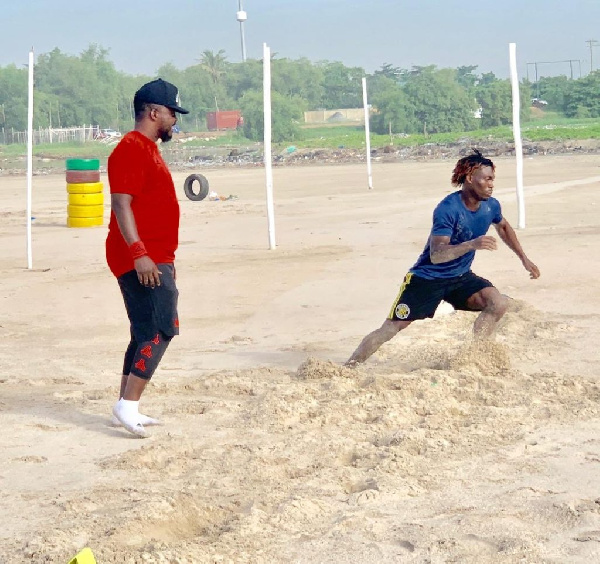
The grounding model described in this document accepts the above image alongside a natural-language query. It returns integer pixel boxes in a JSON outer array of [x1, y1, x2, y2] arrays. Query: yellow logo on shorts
[[395, 303, 410, 320]]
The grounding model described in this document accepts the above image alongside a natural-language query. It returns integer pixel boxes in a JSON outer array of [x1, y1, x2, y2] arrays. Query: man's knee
[[129, 332, 172, 380], [381, 318, 411, 338], [481, 288, 508, 318]]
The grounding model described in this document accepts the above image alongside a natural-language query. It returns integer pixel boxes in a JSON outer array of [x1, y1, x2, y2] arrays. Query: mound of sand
[[2, 158, 600, 562]]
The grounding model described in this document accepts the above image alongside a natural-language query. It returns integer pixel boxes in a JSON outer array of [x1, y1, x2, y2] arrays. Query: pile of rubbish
[[208, 191, 238, 201], [161, 138, 600, 171], [4, 138, 600, 178]]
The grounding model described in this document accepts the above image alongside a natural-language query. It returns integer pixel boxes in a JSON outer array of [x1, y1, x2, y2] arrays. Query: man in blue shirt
[[346, 150, 540, 366]]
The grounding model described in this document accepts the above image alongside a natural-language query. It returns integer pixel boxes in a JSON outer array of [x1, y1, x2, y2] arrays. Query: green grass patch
[[520, 122, 600, 141], [0, 141, 113, 160], [289, 125, 515, 149], [291, 119, 600, 148]]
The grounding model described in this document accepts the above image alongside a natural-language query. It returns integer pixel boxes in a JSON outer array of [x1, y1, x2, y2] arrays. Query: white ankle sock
[[118, 399, 139, 418], [113, 399, 149, 438]]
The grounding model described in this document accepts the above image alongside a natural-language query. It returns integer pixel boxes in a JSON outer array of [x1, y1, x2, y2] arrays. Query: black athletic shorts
[[387, 271, 493, 321], [117, 263, 179, 343]]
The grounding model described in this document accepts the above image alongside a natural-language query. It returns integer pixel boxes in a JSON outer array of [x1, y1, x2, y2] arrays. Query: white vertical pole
[[263, 43, 276, 250], [26, 48, 34, 270], [509, 43, 525, 229], [362, 77, 373, 190]]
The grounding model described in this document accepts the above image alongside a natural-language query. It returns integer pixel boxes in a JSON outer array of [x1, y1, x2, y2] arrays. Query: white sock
[[113, 398, 149, 438], [111, 411, 161, 426], [118, 398, 139, 419]]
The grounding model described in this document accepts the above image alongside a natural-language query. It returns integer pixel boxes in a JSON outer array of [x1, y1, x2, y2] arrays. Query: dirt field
[[1, 155, 600, 563]]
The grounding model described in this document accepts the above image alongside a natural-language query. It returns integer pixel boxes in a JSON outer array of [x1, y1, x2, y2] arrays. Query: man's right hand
[[135, 256, 162, 288], [472, 235, 497, 251]]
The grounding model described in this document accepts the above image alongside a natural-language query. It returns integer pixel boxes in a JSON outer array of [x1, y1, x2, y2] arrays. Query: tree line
[[1, 45, 599, 143]]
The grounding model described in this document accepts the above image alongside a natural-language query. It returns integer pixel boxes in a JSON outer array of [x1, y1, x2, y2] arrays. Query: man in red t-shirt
[[106, 78, 188, 438]]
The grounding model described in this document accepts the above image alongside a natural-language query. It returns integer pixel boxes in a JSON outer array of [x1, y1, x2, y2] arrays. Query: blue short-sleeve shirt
[[410, 191, 503, 279]]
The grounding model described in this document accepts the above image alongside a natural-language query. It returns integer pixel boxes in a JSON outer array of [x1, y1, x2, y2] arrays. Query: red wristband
[[129, 240, 148, 260]]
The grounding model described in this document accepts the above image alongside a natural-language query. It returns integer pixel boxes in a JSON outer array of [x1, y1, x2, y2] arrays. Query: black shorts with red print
[[118, 263, 179, 379], [118, 263, 179, 343], [387, 271, 493, 322], [122, 329, 171, 380]]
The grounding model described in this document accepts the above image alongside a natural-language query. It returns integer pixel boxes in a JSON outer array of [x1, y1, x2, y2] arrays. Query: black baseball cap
[[134, 78, 189, 114]]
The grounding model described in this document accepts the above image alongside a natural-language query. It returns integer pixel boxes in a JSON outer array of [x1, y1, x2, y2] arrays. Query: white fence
[[0, 125, 103, 145]]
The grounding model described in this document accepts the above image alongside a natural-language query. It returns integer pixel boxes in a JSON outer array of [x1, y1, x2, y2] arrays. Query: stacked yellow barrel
[[66, 158, 104, 228]]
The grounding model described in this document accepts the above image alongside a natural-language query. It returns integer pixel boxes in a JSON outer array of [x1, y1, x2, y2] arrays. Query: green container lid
[[66, 158, 100, 171]]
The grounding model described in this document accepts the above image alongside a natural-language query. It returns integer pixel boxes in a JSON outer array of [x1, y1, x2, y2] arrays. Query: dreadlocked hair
[[451, 149, 495, 186]]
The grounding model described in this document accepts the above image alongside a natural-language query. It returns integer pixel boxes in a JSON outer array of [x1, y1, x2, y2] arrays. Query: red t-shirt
[[106, 131, 180, 278]]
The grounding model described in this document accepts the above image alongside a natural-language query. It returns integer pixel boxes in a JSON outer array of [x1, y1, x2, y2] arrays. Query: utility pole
[[526, 59, 583, 85], [586, 39, 599, 73]]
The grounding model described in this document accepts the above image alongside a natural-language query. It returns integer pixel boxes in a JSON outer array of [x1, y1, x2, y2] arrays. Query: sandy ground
[[1, 154, 600, 563]]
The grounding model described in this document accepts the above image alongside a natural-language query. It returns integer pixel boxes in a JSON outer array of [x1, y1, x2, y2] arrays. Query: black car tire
[[183, 174, 209, 201]]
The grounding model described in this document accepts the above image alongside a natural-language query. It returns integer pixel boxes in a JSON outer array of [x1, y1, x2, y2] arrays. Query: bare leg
[[467, 287, 509, 338], [123, 374, 148, 401], [119, 335, 137, 399], [119, 373, 128, 399], [346, 319, 411, 366]]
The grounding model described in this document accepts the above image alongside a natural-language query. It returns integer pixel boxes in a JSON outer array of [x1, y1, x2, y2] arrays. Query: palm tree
[[198, 50, 228, 85]]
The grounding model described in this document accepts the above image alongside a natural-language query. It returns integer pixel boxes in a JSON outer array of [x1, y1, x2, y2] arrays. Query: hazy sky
[[2, 0, 599, 80]]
